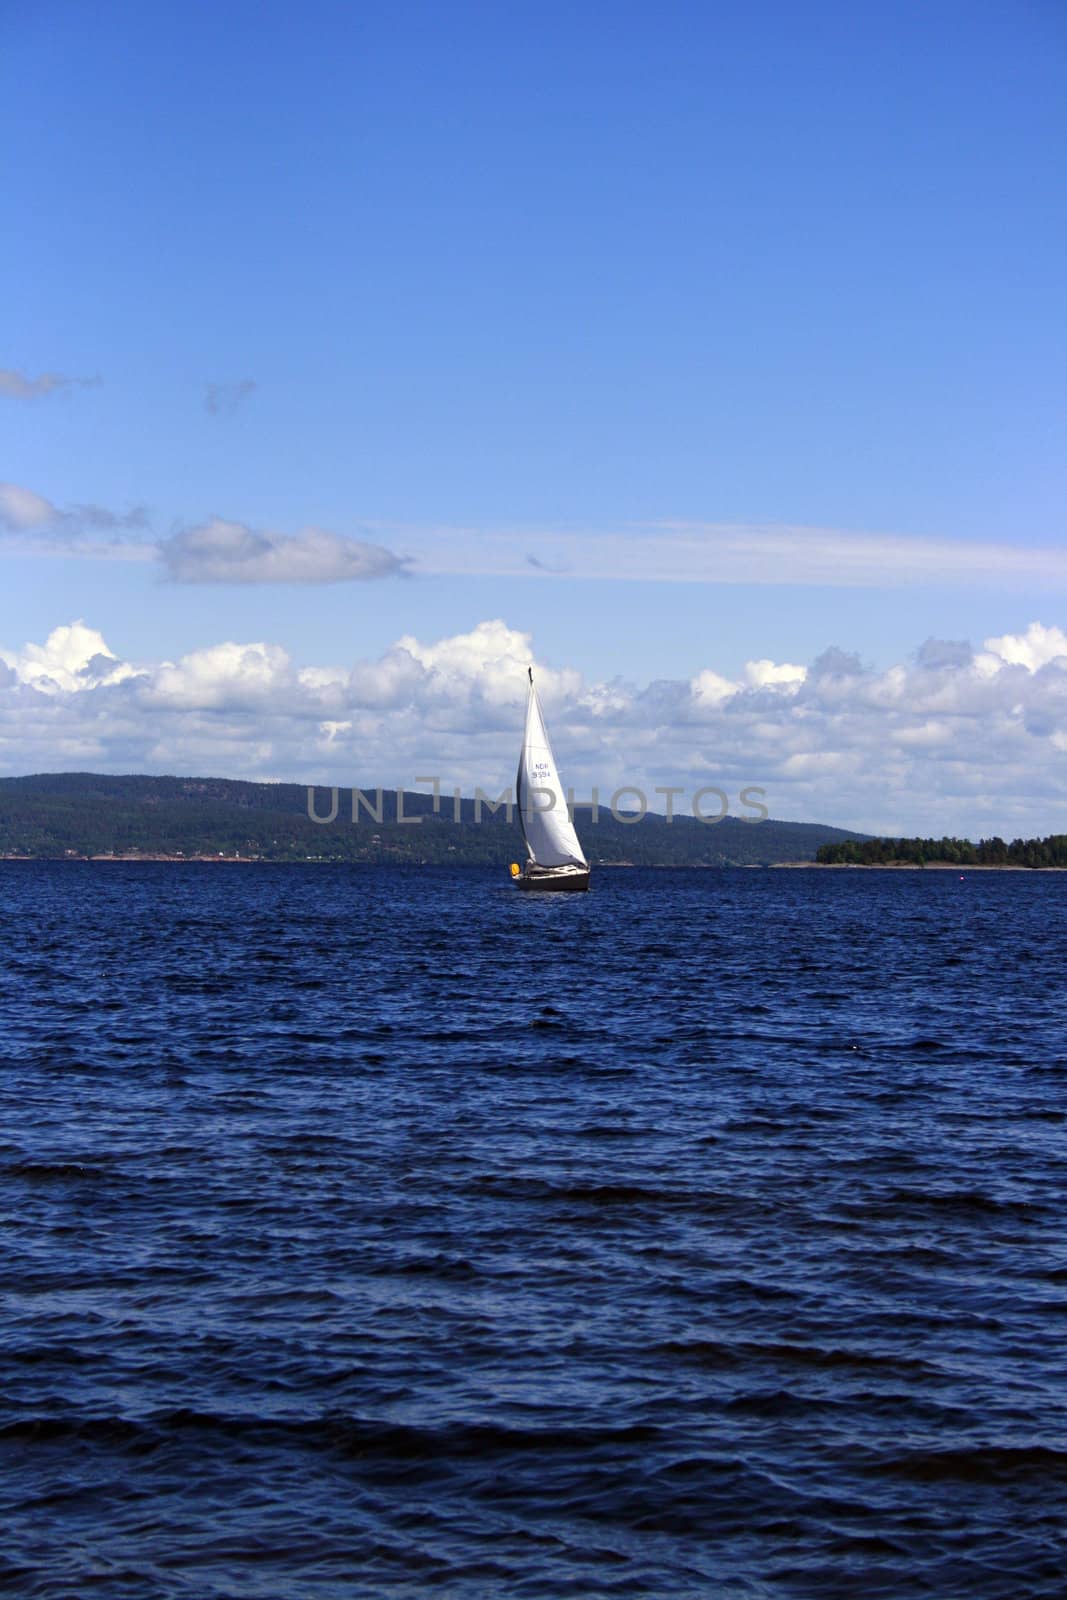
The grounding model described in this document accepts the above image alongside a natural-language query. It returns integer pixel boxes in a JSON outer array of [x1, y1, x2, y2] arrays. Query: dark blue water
[[2, 863, 1065, 1598]]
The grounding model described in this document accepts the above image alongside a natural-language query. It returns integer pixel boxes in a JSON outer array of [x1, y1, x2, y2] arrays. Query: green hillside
[[0, 772, 868, 866]]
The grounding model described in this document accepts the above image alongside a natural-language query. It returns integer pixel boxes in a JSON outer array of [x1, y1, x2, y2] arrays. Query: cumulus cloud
[[982, 622, 1067, 673], [204, 379, 257, 415], [395, 618, 581, 704], [742, 658, 806, 691], [147, 641, 290, 709], [158, 518, 407, 584], [693, 656, 806, 707], [915, 638, 973, 671], [1, 617, 1065, 837], [4, 621, 140, 692], [0, 368, 100, 400], [691, 669, 739, 708]]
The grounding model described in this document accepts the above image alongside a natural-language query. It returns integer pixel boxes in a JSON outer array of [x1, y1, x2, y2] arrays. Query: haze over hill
[[0, 773, 867, 866]]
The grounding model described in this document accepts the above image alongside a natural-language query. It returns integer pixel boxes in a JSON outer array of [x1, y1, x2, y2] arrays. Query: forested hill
[[0, 772, 867, 866], [817, 835, 1067, 868]]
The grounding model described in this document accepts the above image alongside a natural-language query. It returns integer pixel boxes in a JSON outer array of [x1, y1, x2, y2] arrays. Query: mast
[[516, 667, 534, 860]]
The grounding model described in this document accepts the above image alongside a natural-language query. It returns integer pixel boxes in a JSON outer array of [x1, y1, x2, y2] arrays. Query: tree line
[[816, 835, 1067, 868]]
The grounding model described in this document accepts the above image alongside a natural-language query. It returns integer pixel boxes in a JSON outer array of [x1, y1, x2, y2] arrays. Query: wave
[[1, 1410, 662, 1461], [657, 1337, 940, 1377], [879, 1444, 1067, 1484], [3, 1160, 112, 1182]]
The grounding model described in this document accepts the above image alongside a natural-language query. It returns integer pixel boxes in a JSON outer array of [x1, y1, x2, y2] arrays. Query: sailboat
[[511, 667, 590, 891]]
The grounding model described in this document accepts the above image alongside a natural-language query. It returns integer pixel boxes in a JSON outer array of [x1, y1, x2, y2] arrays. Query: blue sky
[[1, 1, 1065, 830]]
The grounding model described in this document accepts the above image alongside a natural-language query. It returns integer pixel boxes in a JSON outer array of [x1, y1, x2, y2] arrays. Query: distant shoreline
[[773, 861, 1067, 872], [0, 853, 263, 864], [2, 854, 1065, 872]]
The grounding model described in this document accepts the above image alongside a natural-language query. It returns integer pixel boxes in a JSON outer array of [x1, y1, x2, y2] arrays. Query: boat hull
[[516, 866, 590, 892]]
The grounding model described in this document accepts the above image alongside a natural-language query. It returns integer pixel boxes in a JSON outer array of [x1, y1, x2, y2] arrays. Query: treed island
[[817, 835, 1067, 868]]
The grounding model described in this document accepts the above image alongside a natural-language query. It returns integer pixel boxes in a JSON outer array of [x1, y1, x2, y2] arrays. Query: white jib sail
[[517, 674, 587, 869]]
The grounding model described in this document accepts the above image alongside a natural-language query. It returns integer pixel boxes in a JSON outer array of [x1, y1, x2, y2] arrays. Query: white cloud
[[6, 621, 139, 693], [691, 669, 738, 707], [5, 481, 1065, 598], [395, 618, 581, 704], [404, 521, 1067, 591], [0, 480, 149, 542], [692, 657, 805, 706], [159, 518, 407, 584], [0, 617, 1064, 838], [742, 658, 807, 691], [0, 481, 397, 581], [0, 368, 101, 400], [147, 641, 291, 709], [982, 622, 1067, 673], [0, 482, 59, 531]]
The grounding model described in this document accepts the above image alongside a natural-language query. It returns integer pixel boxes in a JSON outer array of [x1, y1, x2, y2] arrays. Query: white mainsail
[[516, 671, 587, 869]]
